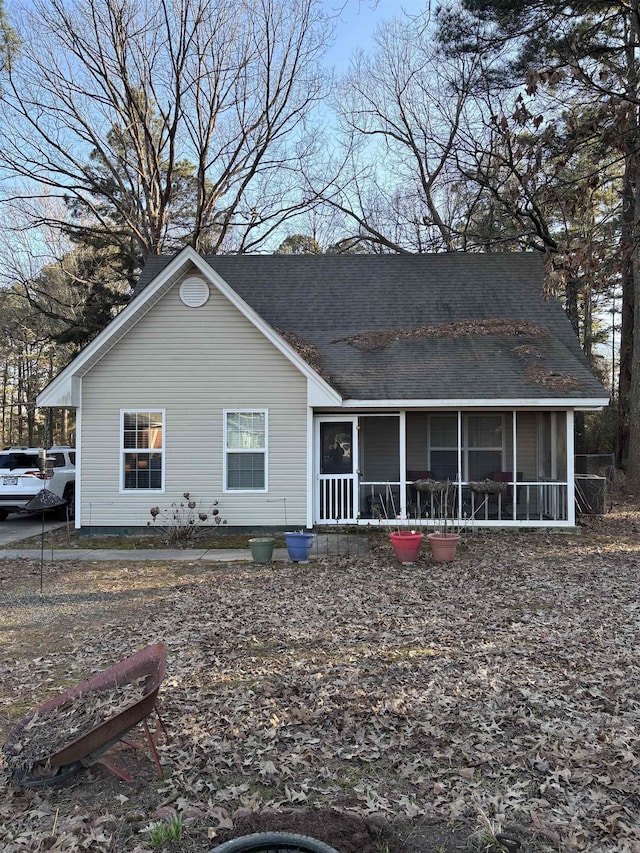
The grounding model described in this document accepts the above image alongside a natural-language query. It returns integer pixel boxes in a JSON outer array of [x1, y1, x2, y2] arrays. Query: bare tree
[[325, 12, 486, 253], [440, 0, 639, 480], [0, 0, 334, 278]]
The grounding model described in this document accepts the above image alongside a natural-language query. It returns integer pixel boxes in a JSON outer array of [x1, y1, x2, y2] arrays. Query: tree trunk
[[624, 3, 640, 488]]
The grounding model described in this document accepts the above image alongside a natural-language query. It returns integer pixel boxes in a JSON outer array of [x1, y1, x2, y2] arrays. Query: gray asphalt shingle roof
[[135, 253, 607, 402]]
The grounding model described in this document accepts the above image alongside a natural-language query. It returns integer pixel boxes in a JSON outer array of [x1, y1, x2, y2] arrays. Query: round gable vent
[[179, 275, 210, 307]]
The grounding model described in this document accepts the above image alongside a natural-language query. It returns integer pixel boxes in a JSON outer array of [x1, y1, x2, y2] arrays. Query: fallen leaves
[[1, 505, 640, 851], [3, 678, 149, 776]]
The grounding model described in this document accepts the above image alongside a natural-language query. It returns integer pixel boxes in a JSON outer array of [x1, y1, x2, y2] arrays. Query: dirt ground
[[1, 500, 639, 852]]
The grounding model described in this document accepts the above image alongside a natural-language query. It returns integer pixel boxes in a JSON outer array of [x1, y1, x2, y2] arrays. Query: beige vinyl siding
[[80, 276, 308, 527]]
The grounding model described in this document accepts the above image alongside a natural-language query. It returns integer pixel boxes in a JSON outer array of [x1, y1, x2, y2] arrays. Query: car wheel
[[56, 486, 75, 521], [0, 509, 8, 522]]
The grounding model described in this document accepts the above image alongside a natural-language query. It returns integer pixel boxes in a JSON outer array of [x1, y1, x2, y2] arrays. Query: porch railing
[[319, 475, 355, 522], [356, 479, 569, 524]]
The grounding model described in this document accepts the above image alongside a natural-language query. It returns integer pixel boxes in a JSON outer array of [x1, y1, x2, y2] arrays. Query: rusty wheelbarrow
[[3, 642, 167, 788]]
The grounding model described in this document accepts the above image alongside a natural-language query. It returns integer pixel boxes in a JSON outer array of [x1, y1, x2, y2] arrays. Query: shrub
[[149, 492, 227, 547]]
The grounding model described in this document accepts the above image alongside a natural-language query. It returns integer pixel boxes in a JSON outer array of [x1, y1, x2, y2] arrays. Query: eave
[[337, 397, 610, 411]]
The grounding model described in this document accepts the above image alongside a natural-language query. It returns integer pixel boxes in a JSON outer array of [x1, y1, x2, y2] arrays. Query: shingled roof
[[135, 252, 607, 402]]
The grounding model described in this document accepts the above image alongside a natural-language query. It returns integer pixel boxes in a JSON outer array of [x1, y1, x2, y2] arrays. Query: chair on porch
[[489, 471, 523, 506]]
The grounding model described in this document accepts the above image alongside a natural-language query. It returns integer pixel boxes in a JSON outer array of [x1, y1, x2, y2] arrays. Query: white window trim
[[223, 408, 269, 494], [119, 408, 166, 494]]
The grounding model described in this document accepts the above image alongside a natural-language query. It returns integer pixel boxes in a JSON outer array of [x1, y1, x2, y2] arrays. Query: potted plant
[[376, 488, 424, 564], [422, 480, 461, 562], [248, 536, 275, 564], [285, 530, 314, 562], [389, 529, 424, 564]]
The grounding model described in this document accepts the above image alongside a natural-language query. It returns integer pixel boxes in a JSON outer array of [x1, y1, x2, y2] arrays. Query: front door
[[315, 418, 359, 523]]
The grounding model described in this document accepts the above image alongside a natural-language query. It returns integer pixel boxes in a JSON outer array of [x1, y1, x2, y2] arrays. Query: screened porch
[[315, 410, 573, 527]]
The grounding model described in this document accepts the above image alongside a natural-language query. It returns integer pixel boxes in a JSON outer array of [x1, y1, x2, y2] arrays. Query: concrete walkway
[[0, 546, 283, 562], [0, 534, 369, 563]]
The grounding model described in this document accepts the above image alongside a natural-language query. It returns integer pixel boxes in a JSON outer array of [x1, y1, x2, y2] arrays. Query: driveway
[[0, 513, 66, 545]]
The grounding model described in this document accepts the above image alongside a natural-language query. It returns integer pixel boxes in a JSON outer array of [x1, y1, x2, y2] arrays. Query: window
[[428, 414, 503, 481], [429, 415, 458, 480], [224, 410, 267, 491], [467, 415, 503, 480], [121, 410, 164, 491]]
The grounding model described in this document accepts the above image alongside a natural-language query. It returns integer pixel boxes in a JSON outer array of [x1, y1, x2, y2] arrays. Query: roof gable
[[37, 247, 341, 407]]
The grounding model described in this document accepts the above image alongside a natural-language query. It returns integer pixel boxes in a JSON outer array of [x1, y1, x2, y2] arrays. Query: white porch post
[[512, 410, 517, 520], [457, 410, 463, 516], [306, 407, 314, 528], [75, 383, 82, 529], [399, 410, 407, 517], [566, 409, 575, 526]]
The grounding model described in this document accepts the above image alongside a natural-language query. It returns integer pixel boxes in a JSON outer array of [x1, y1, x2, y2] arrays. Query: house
[[37, 247, 609, 532]]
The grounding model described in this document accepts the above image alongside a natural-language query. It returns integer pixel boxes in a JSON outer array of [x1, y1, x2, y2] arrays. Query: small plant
[[149, 814, 183, 850], [414, 479, 463, 536], [372, 483, 418, 533], [149, 492, 227, 547], [467, 805, 521, 852]]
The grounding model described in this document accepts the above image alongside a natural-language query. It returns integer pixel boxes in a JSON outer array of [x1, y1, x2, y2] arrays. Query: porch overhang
[[338, 397, 610, 411]]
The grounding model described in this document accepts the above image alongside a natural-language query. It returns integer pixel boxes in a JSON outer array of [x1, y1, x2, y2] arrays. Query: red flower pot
[[389, 531, 424, 564]]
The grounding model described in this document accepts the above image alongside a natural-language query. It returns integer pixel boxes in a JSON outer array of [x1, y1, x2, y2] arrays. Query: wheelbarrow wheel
[[209, 832, 339, 853]]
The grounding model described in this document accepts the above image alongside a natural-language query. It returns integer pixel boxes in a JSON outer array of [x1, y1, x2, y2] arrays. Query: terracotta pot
[[428, 532, 460, 562], [389, 531, 424, 564]]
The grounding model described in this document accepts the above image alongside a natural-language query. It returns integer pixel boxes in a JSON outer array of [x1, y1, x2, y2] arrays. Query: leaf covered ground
[[0, 502, 639, 852]]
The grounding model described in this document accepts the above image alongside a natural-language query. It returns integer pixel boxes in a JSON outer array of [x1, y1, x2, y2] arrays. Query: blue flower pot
[[285, 532, 314, 562]]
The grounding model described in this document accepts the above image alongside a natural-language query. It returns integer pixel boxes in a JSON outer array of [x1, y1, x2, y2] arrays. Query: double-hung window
[[428, 414, 503, 481], [121, 410, 164, 491], [224, 410, 267, 492]]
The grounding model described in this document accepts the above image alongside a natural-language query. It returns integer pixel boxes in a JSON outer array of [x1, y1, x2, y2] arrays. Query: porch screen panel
[[429, 415, 457, 480], [467, 415, 502, 480], [359, 416, 399, 482], [556, 413, 567, 479]]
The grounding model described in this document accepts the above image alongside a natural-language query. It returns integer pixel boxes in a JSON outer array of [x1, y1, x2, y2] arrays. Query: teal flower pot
[[249, 537, 275, 564]]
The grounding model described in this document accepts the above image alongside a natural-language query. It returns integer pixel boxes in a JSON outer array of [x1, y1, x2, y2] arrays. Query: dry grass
[[0, 499, 639, 851]]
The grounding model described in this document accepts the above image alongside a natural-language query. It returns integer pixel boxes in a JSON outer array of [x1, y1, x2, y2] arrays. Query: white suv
[[0, 447, 76, 521]]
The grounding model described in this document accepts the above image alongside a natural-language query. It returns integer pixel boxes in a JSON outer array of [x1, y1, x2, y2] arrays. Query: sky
[[323, 0, 430, 71]]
